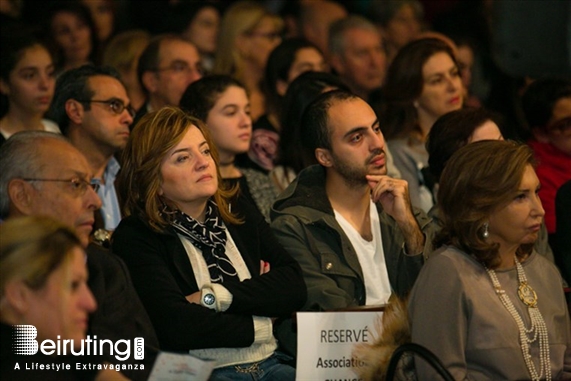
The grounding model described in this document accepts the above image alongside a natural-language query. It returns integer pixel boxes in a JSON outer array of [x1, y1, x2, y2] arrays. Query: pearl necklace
[[486, 256, 551, 381]]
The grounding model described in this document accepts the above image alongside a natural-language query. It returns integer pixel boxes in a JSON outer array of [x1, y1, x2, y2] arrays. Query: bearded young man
[[270, 90, 434, 356]]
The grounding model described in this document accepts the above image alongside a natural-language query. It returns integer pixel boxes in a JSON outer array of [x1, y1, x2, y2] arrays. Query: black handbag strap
[[386, 342, 455, 381]]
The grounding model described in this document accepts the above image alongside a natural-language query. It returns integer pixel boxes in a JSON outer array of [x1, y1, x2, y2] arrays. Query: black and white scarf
[[169, 201, 238, 283]]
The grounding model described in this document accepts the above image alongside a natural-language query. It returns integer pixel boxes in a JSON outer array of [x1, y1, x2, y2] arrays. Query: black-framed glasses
[[22, 178, 101, 195], [75, 98, 136, 118]]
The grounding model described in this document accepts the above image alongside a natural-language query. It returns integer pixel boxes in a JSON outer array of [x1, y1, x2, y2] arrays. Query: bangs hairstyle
[[436, 140, 536, 269], [119, 106, 240, 232], [0, 216, 81, 297]]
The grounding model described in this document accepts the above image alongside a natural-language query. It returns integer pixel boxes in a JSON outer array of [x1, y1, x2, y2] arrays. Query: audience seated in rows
[[0, 131, 158, 380], [353, 140, 571, 380], [270, 90, 433, 357], [111, 107, 306, 381], [0, 2, 569, 379], [180, 75, 279, 222], [49, 65, 132, 235]]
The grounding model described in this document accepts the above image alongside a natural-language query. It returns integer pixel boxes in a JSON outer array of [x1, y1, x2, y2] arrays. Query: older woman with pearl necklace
[[408, 140, 571, 380]]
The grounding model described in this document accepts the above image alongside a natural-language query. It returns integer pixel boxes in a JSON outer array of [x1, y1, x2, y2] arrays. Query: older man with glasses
[[0, 131, 158, 380], [48, 64, 133, 243]]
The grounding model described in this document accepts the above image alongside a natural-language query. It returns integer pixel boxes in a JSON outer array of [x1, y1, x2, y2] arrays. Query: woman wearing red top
[[522, 79, 571, 235]]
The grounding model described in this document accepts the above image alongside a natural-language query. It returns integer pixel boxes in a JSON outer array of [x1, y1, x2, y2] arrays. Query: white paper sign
[[148, 351, 215, 381], [296, 311, 383, 381]]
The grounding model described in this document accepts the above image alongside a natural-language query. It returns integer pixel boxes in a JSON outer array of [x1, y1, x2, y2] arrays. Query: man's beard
[[330, 148, 385, 189]]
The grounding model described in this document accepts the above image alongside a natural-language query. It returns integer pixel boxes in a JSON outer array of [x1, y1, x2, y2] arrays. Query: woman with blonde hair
[[213, 1, 283, 121], [0, 216, 127, 380], [112, 106, 305, 380], [102, 29, 150, 112]]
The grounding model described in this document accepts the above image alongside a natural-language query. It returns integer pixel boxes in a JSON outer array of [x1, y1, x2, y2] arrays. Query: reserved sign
[[296, 311, 383, 381]]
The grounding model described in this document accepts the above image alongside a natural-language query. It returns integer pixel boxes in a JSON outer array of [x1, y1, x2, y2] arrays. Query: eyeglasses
[[152, 61, 204, 77], [22, 178, 101, 195], [75, 98, 136, 118]]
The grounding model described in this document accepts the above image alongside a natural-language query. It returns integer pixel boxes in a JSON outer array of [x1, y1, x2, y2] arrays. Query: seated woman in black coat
[[111, 106, 306, 381]]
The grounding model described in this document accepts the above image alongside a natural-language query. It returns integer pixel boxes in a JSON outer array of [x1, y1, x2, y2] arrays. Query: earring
[[482, 222, 489, 239], [413, 101, 419, 108]]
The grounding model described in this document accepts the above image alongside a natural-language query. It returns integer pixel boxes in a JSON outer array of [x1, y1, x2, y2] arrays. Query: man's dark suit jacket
[[87, 244, 159, 380]]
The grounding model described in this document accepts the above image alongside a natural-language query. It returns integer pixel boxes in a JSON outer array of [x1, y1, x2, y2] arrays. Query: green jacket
[[270, 165, 434, 312], [270, 166, 434, 356]]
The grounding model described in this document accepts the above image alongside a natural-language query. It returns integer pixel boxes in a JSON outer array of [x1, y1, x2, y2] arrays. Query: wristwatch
[[200, 287, 216, 309]]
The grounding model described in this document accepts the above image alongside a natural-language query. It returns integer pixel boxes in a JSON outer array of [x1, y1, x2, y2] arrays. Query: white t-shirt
[[334, 200, 392, 305]]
